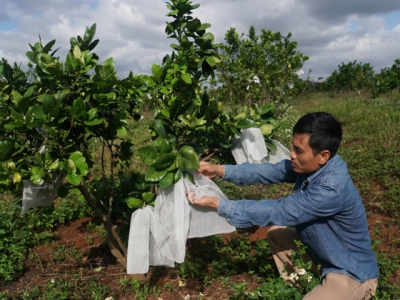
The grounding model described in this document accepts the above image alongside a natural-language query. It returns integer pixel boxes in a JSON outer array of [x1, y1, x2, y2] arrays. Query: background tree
[[325, 60, 375, 96], [371, 58, 400, 98], [216, 26, 310, 116]]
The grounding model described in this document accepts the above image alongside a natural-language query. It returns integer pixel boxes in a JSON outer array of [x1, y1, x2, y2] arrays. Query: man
[[189, 112, 378, 300]]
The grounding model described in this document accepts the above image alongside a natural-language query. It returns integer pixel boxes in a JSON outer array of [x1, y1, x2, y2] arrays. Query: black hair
[[293, 112, 343, 158]]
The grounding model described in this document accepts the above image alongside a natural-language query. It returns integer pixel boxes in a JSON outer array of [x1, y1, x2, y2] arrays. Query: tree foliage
[[0, 0, 314, 276], [325, 60, 374, 95], [372, 58, 400, 98], [215, 26, 310, 114], [325, 58, 400, 98], [0, 24, 152, 269], [139, 1, 280, 177]]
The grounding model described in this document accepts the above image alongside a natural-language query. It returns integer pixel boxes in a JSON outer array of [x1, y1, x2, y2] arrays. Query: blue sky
[[1, 0, 400, 81]]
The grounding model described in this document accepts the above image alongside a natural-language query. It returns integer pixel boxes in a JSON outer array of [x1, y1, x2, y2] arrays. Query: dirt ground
[[1, 213, 399, 299]]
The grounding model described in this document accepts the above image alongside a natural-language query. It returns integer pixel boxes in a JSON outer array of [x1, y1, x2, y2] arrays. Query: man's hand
[[187, 195, 220, 209], [197, 161, 225, 179]]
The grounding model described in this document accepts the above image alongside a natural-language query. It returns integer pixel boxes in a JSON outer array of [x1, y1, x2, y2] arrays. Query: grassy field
[[0, 92, 399, 299]]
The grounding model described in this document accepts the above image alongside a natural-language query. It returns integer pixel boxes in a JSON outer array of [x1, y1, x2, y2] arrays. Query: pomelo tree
[[0, 0, 302, 273], [0, 24, 152, 268], [215, 26, 310, 115], [138, 0, 280, 179]]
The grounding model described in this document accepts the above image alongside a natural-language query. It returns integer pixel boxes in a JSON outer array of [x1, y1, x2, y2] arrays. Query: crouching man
[[189, 112, 378, 300]]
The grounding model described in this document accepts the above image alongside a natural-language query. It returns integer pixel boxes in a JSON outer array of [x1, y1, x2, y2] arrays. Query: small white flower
[[105, 297, 113, 300], [298, 268, 306, 275], [50, 278, 55, 284], [307, 275, 313, 283], [184, 295, 191, 300], [280, 272, 288, 280]]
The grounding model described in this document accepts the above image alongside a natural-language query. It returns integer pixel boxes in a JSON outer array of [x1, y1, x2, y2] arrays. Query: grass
[[0, 92, 399, 299]]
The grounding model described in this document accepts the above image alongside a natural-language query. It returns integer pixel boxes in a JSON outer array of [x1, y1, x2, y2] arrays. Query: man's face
[[290, 133, 328, 175]]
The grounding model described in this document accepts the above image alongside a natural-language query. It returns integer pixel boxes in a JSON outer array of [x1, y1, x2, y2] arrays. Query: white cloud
[[0, 0, 399, 81]]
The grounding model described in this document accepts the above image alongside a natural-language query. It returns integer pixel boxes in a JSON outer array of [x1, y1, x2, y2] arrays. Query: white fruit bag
[[127, 173, 235, 274], [231, 128, 268, 164], [267, 139, 291, 164], [21, 173, 64, 214]]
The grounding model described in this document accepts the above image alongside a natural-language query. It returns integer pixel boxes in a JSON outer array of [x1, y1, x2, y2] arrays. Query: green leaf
[[31, 166, 46, 184], [84, 119, 103, 126], [138, 146, 158, 165], [73, 45, 82, 59], [237, 118, 255, 129], [173, 169, 181, 183], [145, 166, 168, 182], [0, 140, 15, 161], [260, 124, 275, 136], [68, 152, 89, 177], [181, 73, 192, 84], [11, 90, 22, 105], [87, 108, 97, 120], [127, 197, 143, 209], [154, 137, 172, 154], [259, 103, 275, 115], [176, 154, 184, 170], [151, 64, 162, 79], [142, 192, 156, 203], [41, 94, 56, 114], [26, 51, 37, 63], [179, 145, 199, 171], [30, 106, 46, 121], [159, 171, 174, 188], [152, 153, 176, 170], [67, 172, 81, 186], [48, 160, 60, 170], [152, 119, 169, 139], [71, 98, 87, 120], [117, 126, 127, 137], [205, 56, 216, 67]]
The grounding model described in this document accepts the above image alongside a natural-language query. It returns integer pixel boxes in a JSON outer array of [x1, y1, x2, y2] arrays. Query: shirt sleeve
[[217, 183, 343, 228], [222, 160, 296, 186]]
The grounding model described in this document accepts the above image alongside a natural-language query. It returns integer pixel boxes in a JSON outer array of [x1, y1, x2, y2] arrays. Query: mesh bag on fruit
[[232, 128, 268, 164], [232, 128, 290, 165], [127, 173, 235, 274], [267, 139, 291, 164], [21, 173, 64, 214]]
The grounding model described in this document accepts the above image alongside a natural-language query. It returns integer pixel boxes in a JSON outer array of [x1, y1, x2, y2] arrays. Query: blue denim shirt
[[218, 155, 378, 282]]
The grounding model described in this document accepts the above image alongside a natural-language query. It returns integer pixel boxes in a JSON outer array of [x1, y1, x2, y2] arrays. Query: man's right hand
[[197, 161, 225, 179]]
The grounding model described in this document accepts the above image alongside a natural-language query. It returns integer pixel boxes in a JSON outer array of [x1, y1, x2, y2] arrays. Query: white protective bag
[[267, 139, 291, 164], [232, 128, 290, 165], [126, 173, 235, 274], [231, 128, 267, 164], [21, 173, 64, 214], [127, 132, 290, 274]]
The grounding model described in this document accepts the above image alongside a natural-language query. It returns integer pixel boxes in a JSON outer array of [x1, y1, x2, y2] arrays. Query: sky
[[1, 0, 400, 82]]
